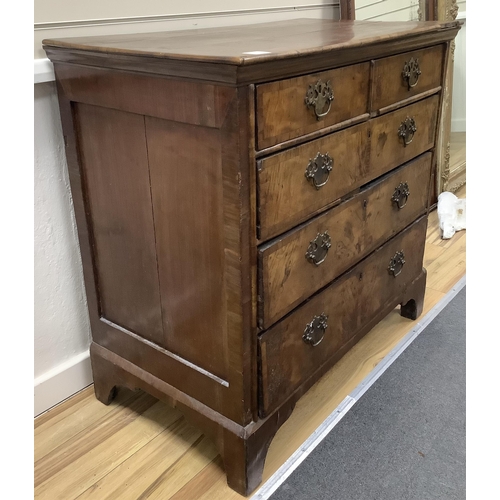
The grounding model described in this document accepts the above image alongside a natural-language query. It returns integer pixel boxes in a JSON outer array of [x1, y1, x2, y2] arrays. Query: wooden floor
[[450, 131, 466, 173], [34, 186, 466, 500]]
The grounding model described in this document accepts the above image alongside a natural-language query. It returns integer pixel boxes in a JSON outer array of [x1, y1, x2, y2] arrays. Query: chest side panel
[[58, 63, 254, 424], [76, 103, 164, 345], [145, 118, 228, 379]]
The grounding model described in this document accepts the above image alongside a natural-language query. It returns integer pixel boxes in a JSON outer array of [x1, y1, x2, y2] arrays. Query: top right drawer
[[371, 45, 445, 111]]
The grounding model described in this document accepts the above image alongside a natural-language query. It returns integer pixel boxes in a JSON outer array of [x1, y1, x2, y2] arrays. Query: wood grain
[[370, 94, 440, 174], [34, 189, 465, 500], [55, 64, 235, 128], [76, 425, 216, 500], [259, 153, 432, 328], [257, 91, 439, 242], [76, 104, 164, 345], [145, 117, 227, 380], [35, 398, 180, 499], [259, 217, 428, 416], [256, 62, 370, 150], [371, 44, 445, 111], [57, 61, 256, 425], [34, 387, 136, 462], [41, 20, 458, 65], [41, 19, 463, 496], [257, 120, 370, 241]]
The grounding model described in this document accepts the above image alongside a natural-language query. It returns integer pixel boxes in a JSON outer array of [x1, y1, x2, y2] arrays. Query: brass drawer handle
[[398, 117, 417, 147], [303, 313, 328, 347], [306, 231, 332, 266], [388, 250, 406, 277], [402, 57, 421, 90], [305, 79, 334, 120], [391, 182, 410, 209], [305, 152, 333, 189]]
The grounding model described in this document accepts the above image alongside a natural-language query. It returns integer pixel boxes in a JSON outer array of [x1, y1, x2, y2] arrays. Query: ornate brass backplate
[[302, 313, 328, 347], [305, 80, 334, 120]]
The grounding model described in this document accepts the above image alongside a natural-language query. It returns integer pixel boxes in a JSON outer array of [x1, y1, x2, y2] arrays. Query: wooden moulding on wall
[[421, 0, 464, 197], [339, 0, 356, 20], [341, 0, 464, 201]]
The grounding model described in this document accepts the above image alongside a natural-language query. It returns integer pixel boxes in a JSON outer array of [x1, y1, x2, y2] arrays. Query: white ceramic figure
[[437, 191, 466, 239]]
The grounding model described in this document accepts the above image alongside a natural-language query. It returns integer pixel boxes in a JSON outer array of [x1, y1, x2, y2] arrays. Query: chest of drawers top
[[43, 18, 459, 84]]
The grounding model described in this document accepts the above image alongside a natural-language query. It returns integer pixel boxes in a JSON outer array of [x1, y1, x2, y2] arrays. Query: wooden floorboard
[[34, 186, 466, 500]]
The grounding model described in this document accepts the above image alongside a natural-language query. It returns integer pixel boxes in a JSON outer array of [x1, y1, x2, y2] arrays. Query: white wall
[[34, 82, 93, 415], [451, 8, 466, 132], [34, 2, 339, 416], [34, 1, 338, 59]]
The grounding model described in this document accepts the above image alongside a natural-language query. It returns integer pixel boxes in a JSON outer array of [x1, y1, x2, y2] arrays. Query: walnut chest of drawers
[[43, 18, 460, 496]]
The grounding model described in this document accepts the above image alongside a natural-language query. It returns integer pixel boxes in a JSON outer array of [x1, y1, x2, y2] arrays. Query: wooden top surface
[[43, 18, 459, 66]]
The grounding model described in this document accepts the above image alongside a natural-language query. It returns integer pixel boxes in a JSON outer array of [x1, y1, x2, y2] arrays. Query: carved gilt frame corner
[[431, 0, 463, 197], [341, 0, 463, 201]]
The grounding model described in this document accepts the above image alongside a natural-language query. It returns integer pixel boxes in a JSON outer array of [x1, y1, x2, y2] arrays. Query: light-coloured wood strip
[[34, 386, 94, 429], [34, 195, 466, 500], [34, 387, 140, 462], [450, 132, 466, 172], [75, 419, 210, 500], [167, 457, 224, 500], [426, 236, 466, 294], [140, 436, 219, 500], [35, 401, 182, 499], [35, 391, 158, 486]]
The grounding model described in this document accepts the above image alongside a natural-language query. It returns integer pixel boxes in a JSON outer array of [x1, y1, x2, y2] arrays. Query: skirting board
[[34, 58, 55, 84], [451, 118, 466, 133], [34, 350, 93, 417]]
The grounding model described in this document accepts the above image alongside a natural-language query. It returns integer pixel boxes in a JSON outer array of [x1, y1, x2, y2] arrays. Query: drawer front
[[258, 121, 370, 241], [259, 216, 428, 417], [256, 62, 370, 150], [259, 153, 432, 328], [370, 94, 439, 175], [371, 45, 444, 111], [257, 94, 439, 241]]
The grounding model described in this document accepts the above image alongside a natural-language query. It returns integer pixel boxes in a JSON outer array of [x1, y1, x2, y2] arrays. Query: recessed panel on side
[[145, 117, 229, 381], [75, 103, 164, 345]]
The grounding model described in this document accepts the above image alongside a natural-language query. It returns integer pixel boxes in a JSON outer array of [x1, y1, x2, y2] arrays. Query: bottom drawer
[[258, 216, 428, 417]]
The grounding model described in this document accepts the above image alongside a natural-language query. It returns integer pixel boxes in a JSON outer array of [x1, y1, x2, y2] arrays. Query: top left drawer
[[256, 62, 370, 150]]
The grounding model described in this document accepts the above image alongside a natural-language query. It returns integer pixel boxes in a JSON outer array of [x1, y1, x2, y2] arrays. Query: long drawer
[[258, 216, 428, 417], [256, 62, 370, 150], [258, 153, 432, 328], [257, 94, 439, 240]]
